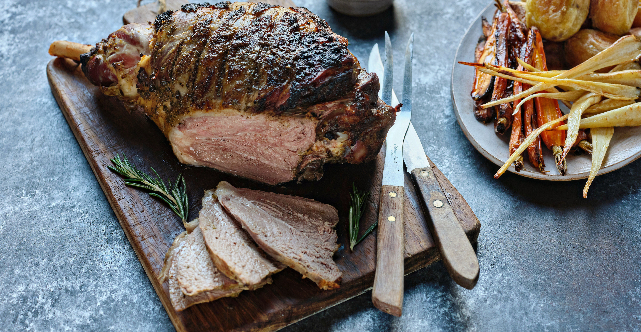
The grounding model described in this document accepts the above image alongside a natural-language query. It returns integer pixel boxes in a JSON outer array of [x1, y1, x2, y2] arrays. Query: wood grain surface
[[372, 184, 405, 317], [47, 2, 480, 329], [411, 167, 479, 290]]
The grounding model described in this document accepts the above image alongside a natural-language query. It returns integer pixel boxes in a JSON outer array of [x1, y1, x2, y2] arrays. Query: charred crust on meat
[[154, 10, 175, 32], [181, 2, 209, 12], [324, 132, 337, 140], [180, 2, 232, 12], [137, 68, 155, 92], [211, 1, 232, 10], [251, 2, 275, 14], [79, 47, 98, 78], [290, 7, 331, 32]]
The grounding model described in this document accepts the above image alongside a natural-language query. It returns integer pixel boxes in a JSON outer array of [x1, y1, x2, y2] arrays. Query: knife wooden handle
[[411, 167, 479, 289], [372, 184, 405, 317]]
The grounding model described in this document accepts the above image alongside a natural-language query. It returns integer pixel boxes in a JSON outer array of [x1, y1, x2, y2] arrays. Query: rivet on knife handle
[[372, 184, 405, 317], [412, 167, 479, 289]]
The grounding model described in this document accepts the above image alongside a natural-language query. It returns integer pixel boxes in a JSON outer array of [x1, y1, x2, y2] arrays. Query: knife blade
[[371, 32, 411, 317], [368, 39, 479, 290]]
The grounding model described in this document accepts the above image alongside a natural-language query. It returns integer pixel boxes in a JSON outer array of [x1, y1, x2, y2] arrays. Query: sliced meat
[[164, 225, 269, 311], [199, 190, 285, 286], [214, 181, 342, 290]]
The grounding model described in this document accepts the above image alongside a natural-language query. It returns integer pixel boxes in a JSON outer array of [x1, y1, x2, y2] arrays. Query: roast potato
[[543, 41, 567, 70], [526, 0, 590, 42], [591, 0, 638, 35], [564, 29, 619, 67]]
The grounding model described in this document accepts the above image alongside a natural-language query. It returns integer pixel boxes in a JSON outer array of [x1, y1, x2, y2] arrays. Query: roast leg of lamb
[[58, 2, 396, 185]]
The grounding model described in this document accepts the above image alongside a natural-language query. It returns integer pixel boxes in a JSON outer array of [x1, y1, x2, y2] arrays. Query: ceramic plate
[[451, 3, 641, 181]]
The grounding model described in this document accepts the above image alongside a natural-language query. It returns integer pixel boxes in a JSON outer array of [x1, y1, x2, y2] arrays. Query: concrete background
[[1, 0, 640, 330]]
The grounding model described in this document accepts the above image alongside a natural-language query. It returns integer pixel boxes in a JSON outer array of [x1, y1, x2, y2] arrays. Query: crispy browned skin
[[145, 2, 359, 128], [472, 11, 500, 123], [508, 19, 532, 172], [506, 4, 531, 171]]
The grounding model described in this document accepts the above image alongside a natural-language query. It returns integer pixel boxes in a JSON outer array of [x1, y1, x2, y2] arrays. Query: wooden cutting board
[[46, 2, 481, 331]]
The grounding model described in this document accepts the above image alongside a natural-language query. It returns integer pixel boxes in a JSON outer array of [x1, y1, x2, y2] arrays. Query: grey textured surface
[[1, 0, 640, 331]]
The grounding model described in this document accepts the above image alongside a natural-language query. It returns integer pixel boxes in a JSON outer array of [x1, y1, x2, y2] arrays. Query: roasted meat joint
[[55, 2, 396, 185]]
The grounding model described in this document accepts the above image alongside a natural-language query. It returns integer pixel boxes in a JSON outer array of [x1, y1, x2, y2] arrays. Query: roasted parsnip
[[481, 35, 641, 108], [583, 127, 614, 198], [559, 92, 601, 165], [556, 102, 641, 129]]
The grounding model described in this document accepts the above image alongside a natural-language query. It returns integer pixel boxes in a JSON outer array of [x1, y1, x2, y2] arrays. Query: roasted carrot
[[509, 78, 524, 171], [532, 27, 567, 175], [575, 130, 589, 147], [495, 114, 569, 178], [519, 29, 544, 171], [472, 12, 498, 101], [523, 90, 544, 170], [482, 17, 493, 38], [504, 0, 526, 53], [491, 12, 512, 134], [472, 11, 499, 122], [508, 20, 531, 172]]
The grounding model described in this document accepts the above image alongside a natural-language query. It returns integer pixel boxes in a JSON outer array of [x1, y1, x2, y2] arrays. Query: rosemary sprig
[[349, 183, 373, 251], [108, 154, 188, 223]]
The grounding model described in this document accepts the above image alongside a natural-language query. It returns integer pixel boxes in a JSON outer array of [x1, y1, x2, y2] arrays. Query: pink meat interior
[[168, 111, 317, 185]]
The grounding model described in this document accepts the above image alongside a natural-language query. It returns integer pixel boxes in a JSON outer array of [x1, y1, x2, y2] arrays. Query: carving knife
[[371, 32, 413, 317], [368, 41, 480, 290]]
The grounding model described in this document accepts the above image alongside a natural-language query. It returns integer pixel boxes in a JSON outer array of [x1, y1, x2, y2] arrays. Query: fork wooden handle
[[372, 184, 405, 317], [411, 167, 479, 289]]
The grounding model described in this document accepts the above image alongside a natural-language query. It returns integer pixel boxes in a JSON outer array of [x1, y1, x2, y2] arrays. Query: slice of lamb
[[215, 181, 342, 290], [199, 190, 285, 286], [166, 226, 270, 311]]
